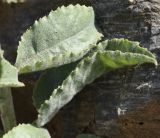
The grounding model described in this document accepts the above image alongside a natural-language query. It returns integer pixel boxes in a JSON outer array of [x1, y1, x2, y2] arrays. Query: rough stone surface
[[93, 0, 160, 51], [0, 0, 159, 138]]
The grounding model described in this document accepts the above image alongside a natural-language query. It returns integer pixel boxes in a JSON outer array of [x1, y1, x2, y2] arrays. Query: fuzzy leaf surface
[[0, 50, 24, 87], [15, 4, 102, 74], [98, 38, 156, 59], [33, 62, 78, 109], [36, 49, 157, 126], [2, 124, 51, 138]]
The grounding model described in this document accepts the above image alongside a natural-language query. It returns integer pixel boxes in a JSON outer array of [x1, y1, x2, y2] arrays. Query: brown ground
[[117, 99, 160, 138]]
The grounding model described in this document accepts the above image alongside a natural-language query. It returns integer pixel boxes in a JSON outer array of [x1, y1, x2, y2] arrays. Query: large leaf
[[36, 50, 157, 126], [0, 49, 24, 87], [15, 4, 102, 74], [33, 33, 155, 124], [2, 124, 51, 138]]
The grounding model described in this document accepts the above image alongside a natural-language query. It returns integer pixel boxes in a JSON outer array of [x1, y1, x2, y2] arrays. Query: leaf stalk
[[0, 88, 16, 132]]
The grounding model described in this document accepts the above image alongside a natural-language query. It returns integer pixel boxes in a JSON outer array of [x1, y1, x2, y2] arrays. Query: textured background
[[0, 0, 160, 137]]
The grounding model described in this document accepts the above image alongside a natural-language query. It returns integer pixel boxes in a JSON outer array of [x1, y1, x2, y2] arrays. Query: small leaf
[[36, 49, 156, 126], [2, 124, 51, 138], [98, 38, 156, 59], [0, 49, 24, 87], [15, 4, 102, 74]]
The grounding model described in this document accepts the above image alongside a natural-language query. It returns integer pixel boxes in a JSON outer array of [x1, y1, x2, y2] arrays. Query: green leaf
[[2, 124, 51, 138], [36, 49, 157, 126], [98, 38, 156, 59], [0, 49, 24, 87], [99, 50, 157, 69], [15, 4, 102, 74], [76, 134, 101, 138], [33, 62, 78, 109]]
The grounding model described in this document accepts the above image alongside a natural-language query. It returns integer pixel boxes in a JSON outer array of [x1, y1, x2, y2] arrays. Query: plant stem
[[0, 88, 16, 132]]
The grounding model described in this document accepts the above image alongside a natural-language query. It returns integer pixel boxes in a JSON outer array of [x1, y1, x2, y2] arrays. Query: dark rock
[[0, 0, 160, 138]]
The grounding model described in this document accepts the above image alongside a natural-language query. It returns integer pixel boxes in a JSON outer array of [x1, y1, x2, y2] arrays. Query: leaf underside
[[33, 61, 78, 109], [2, 124, 51, 138], [15, 4, 102, 74], [0, 50, 24, 87], [35, 39, 157, 126], [34, 38, 155, 115]]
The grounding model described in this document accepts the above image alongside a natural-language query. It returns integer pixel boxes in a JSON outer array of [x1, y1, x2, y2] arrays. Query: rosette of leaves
[[0, 4, 157, 138]]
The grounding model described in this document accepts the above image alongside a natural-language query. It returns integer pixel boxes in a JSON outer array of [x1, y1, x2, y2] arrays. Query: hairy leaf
[[33, 62, 78, 109], [36, 49, 157, 126], [2, 124, 51, 138], [0, 49, 24, 87], [98, 38, 156, 59], [15, 4, 102, 74]]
